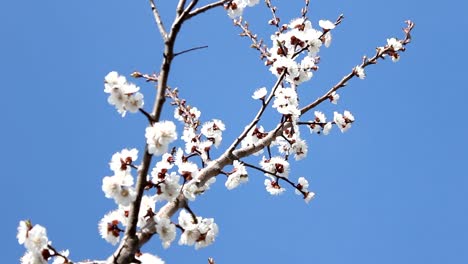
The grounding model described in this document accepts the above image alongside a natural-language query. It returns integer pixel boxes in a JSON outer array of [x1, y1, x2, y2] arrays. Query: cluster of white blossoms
[[178, 210, 219, 250], [174, 106, 201, 123], [266, 18, 335, 85], [309, 111, 333, 135], [261, 156, 289, 195], [200, 119, 226, 148], [226, 0, 260, 18], [145, 121, 178, 155], [333, 110, 355, 133], [98, 210, 167, 262], [102, 148, 138, 206], [98, 195, 169, 245], [17, 220, 69, 264], [98, 145, 220, 248], [17, 221, 49, 264], [272, 85, 300, 118], [104, 71, 144, 117]]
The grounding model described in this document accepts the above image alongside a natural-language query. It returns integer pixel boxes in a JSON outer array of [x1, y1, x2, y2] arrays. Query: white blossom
[[195, 218, 219, 249], [182, 182, 199, 201], [17, 220, 30, 245], [109, 148, 138, 174], [304, 191, 316, 203], [98, 210, 123, 245], [355, 65, 366, 79], [226, 0, 260, 18], [241, 126, 266, 156], [104, 72, 143, 117], [135, 195, 157, 228], [156, 172, 181, 202], [334, 110, 355, 133], [24, 225, 48, 254], [125, 92, 144, 113], [291, 139, 308, 160], [272, 86, 300, 118], [133, 253, 165, 264], [387, 37, 403, 51], [329, 91, 340, 104], [252, 87, 268, 100], [264, 179, 285, 195], [155, 216, 177, 249], [319, 19, 336, 30], [145, 121, 178, 155], [225, 160, 249, 190], [323, 31, 332, 47], [20, 251, 47, 264], [51, 250, 69, 264], [102, 174, 136, 206], [104, 71, 127, 93], [178, 210, 201, 246], [201, 119, 225, 147], [174, 106, 201, 123], [260, 156, 290, 178], [295, 177, 310, 195], [323, 122, 333, 135]]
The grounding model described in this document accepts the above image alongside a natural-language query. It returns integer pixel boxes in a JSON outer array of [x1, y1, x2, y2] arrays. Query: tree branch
[[186, 0, 231, 20], [300, 20, 414, 115], [112, 1, 228, 263], [227, 70, 286, 153], [176, 0, 188, 17], [149, 0, 168, 40]]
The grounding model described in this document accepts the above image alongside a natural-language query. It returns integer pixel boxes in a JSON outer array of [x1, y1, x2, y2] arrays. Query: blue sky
[[2, 0, 467, 263]]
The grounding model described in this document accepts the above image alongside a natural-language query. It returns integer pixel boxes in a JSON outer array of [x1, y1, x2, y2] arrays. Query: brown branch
[[149, 0, 168, 40], [112, 1, 229, 263], [155, 21, 415, 230], [176, 0, 188, 17], [186, 0, 231, 20], [300, 20, 414, 115], [227, 70, 286, 153]]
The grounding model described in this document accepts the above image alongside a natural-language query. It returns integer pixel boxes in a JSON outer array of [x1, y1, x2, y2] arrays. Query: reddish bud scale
[[42, 249, 51, 260], [197, 233, 207, 242], [120, 158, 128, 171], [181, 171, 193, 181], [271, 181, 281, 189], [275, 163, 284, 173]]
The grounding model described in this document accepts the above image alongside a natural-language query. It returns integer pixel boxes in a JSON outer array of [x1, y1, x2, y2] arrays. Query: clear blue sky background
[[2, 0, 467, 263]]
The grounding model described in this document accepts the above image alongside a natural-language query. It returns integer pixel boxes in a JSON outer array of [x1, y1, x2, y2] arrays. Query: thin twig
[[242, 161, 307, 196], [184, 204, 199, 224], [174, 45, 208, 57]]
